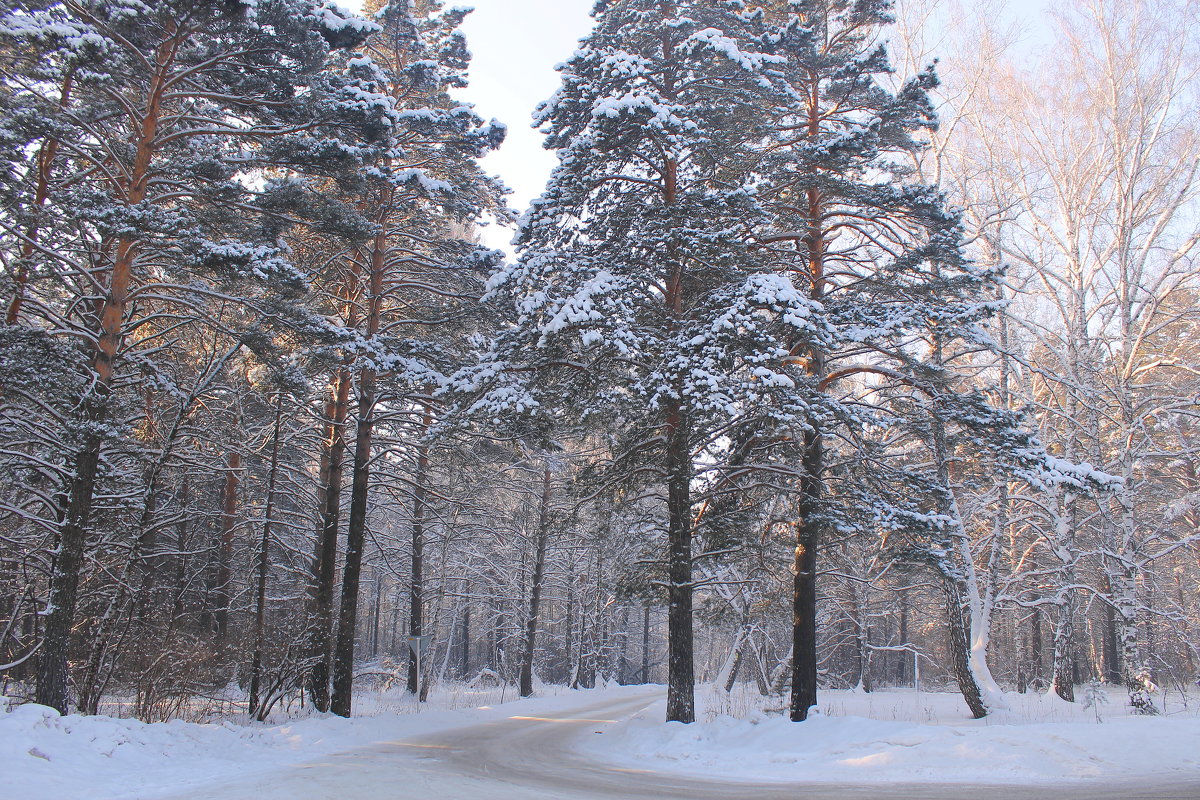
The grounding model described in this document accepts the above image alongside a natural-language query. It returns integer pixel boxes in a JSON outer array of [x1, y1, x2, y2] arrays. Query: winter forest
[[2, 0, 1199, 745]]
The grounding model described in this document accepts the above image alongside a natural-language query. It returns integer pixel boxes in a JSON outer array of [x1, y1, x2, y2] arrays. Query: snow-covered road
[[162, 690, 1200, 800]]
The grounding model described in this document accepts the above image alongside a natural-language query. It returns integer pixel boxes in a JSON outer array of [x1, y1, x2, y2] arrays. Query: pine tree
[[0, 0, 391, 714], [739, 0, 995, 721], [319, 0, 505, 717], [465, 0, 825, 724]]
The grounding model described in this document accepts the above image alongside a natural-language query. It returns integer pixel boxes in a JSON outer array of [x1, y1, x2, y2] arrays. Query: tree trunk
[[36, 428, 102, 712], [407, 407, 432, 697], [330, 227, 386, 718], [790, 130, 827, 721], [459, 579, 471, 678], [329, 370, 375, 718], [1112, 565, 1157, 714], [1050, 595, 1077, 702], [33, 27, 176, 715], [307, 368, 351, 712], [6, 74, 72, 324], [790, 423, 823, 721], [249, 392, 285, 719], [664, 401, 695, 723], [642, 604, 651, 683], [519, 465, 553, 697], [1102, 585, 1121, 682], [370, 575, 382, 660], [214, 450, 241, 641], [1031, 606, 1043, 687], [565, 563, 576, 686], [944, 584, 988, 719]]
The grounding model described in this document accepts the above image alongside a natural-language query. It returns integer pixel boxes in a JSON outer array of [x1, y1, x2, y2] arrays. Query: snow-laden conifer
[[0, 0, 393, 714], [465, 0, 825, 724], [309, 0, 507, 717]]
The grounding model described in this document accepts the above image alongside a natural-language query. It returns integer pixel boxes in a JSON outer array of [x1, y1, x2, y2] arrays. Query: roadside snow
[[0, 684, 631, 800], [6, 683, 1200, 799], [587, 686, 1200, 784]]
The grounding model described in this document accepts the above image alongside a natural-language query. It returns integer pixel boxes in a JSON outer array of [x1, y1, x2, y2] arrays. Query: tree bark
[[664, 401, 695, 723], [249, 392, 285, 719], [642, 604, 651, 683], [307, 368, 351, 712], [459, 579, 471, 678], [213, 450, 241, 641], [329, 373, 374, 717], [7, 73, 73, 324], [944, 584, 988, 719], [329, 228, 386, 718], [407, 406, 433, 697], [790, 422, 823, 721], [519, 465, 553, 697]]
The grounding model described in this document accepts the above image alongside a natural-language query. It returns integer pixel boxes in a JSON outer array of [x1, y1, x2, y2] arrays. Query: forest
[[0, 0, 1197, 732]]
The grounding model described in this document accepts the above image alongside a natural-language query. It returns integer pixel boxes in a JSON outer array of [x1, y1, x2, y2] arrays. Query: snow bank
[[0, 684, 610, 800], [588, 687, 1200, 784]]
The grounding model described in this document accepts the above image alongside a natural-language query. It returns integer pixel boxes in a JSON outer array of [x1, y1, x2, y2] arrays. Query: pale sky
[[342, 0, 1051, 253], [342, 0, 596, 251]]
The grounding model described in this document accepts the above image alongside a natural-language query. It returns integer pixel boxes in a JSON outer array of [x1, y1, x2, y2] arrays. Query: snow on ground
[[586, 684, 1200, 784], [5, 681, 1200, 799], [0, 681, 637, 800]]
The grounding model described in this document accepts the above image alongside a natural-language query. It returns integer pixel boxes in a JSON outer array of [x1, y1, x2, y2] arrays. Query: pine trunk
[[249, 393, 284, 719], [664, 401, 695, 723], [407, 407, 432, 697], [214, 450, 241, 640], [307, 368, 351, 712], [642, 604, 651, 683], [329, 373, 374, 718], [519, 465, 553, 697], [944, 584, 988, 719], [330, 229, 385, 718], [35, 420, 102, 713], [790, 423, 823, 721]]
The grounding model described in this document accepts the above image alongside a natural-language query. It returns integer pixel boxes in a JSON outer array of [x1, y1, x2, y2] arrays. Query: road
[[166, 690, 1200, 800]]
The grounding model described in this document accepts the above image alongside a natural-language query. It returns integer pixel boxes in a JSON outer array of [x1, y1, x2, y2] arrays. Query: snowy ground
[[590, 684, 1200, 785], [3, 682, 1199, 799], [2, 681, 586, 800]]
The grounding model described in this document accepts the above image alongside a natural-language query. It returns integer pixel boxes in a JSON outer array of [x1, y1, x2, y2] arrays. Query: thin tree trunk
[[330, 228, 386, 718], [519, 465, 553, 697], [307, 368, 351, 712], [249, 392, 285, 719], [6, 72, 72, 324], [214, 450, 241, 641], [565, 563, 576, 687], [1103, 583, 1121, 682], [460, 579, 471, 678], [642, 604, 651, 683], [407, 406, 432, 696], [370, 575, 382, 660], [1031, 606, 1043, 687]]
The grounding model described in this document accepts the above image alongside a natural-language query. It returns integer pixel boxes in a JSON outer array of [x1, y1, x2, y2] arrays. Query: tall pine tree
[[464, 0, 821, 724], [0, 0, 391, 713]]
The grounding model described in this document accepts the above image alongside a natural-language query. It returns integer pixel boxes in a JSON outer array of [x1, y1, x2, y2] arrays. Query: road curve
[[165, 690, 1200, 800]]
